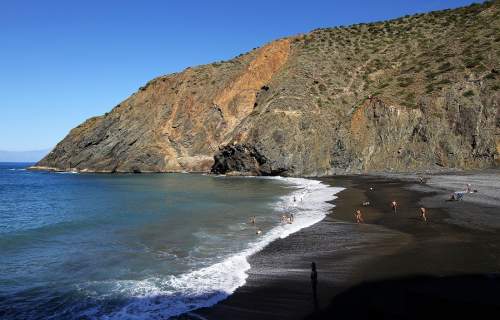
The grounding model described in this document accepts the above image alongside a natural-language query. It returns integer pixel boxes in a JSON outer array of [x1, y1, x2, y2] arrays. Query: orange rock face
[[36, 40, 292, 173]]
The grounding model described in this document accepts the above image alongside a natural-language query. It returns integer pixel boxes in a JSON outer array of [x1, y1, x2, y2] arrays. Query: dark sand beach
[[190, 172, 500, 319]]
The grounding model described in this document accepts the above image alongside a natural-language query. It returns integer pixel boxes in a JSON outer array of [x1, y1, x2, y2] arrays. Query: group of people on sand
[[354, 178, 446, 224], [354, 182, 478, 225], [354, 200, 428, 224]]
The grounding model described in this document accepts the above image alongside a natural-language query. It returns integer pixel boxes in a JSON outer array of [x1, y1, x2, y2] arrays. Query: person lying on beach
[[465, 184, 479, 194], [362, 201, 370, 206], [355, 209, 364, 224], [466, 183, 472, 193], [391, 201, 398, 214], [449, 191, 466, 201], [420, 207, 427, 222]]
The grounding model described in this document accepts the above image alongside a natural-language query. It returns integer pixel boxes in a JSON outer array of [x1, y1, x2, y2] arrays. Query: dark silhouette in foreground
[[311, 262, 318, 311], [305, 274, 500, 320]]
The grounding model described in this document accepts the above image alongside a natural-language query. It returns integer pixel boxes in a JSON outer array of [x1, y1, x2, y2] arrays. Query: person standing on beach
[[311, 262, 318, 311], [391, 201, 398, 214], [355, 209, 364, 224], [420, 207, 427, 222]]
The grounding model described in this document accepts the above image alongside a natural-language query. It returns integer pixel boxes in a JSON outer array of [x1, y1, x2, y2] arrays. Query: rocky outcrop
[[212, 144, 288, 176], [35, 2, 499, 175]]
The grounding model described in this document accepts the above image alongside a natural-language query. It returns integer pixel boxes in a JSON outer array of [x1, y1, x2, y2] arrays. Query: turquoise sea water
[[0, 162, 342, 319]]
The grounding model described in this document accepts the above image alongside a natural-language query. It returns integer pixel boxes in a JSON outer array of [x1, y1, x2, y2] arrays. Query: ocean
[[0, 162, 343, 319]]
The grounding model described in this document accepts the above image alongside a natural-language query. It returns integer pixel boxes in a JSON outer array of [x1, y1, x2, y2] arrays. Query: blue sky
[[0, 0, 480, 151]]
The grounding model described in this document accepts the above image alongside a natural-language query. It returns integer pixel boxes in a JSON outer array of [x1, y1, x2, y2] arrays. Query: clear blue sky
[[0, 0, 480, 151]]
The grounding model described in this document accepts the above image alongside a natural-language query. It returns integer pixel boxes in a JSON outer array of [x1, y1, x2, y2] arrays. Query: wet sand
[[188, 172, 500, 319]]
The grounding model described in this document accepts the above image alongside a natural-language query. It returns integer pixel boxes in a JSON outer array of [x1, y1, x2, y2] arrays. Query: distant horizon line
[[0, 148, 52, 153]]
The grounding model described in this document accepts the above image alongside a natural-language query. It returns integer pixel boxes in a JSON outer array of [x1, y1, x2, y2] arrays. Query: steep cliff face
[[36, 40, 290, 173], [36, 2, 499, 175]]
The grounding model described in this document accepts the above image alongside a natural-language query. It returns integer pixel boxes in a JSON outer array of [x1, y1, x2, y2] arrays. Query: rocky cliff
[[35, 2, 500, 176]]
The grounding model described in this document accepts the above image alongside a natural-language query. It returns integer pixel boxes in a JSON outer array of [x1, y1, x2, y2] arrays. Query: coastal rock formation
[[35, 2, 500, 175]]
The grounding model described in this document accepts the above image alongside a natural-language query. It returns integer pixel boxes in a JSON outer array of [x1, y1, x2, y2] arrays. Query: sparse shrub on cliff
[[402, 92, 416, 107], [463, 90, 475, 97], [438, 62, 453, 72], [436, 79, 452, 85], [464, 56, 483, 68], [484, 72, 496, 80], [425, 83, 436, 94], [397, 77, 414, 88]]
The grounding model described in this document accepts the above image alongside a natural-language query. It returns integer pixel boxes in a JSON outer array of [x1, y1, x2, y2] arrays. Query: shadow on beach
[[306, 273, 500, 320]]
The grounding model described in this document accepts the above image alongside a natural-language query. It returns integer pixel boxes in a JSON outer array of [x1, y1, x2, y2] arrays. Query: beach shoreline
[[188, 170, 500, 320]]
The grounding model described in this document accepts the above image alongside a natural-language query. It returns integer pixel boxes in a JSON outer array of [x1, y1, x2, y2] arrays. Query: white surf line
[[185, 312, 209, 320], [99, 176, 344, 320]]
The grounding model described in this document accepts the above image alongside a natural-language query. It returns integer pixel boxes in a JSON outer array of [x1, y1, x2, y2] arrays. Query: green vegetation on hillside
[[290, 1, 499, 109]]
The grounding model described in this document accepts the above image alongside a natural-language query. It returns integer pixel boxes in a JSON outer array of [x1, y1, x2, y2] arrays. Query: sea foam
[[84, 177, 343, 319]]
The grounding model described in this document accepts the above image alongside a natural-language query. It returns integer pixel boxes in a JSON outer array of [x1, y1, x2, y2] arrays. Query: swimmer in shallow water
[[256, 229, 262, 235], [250, 216, 256, 224]]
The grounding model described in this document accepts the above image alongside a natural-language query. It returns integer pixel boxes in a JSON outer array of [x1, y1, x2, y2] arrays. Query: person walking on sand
[[310, 262, 318, 311], [420, 207, 427, 222], [391, 200, 398, 214], [355, 209, 364, 224], [290, 213, 294, 223]]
